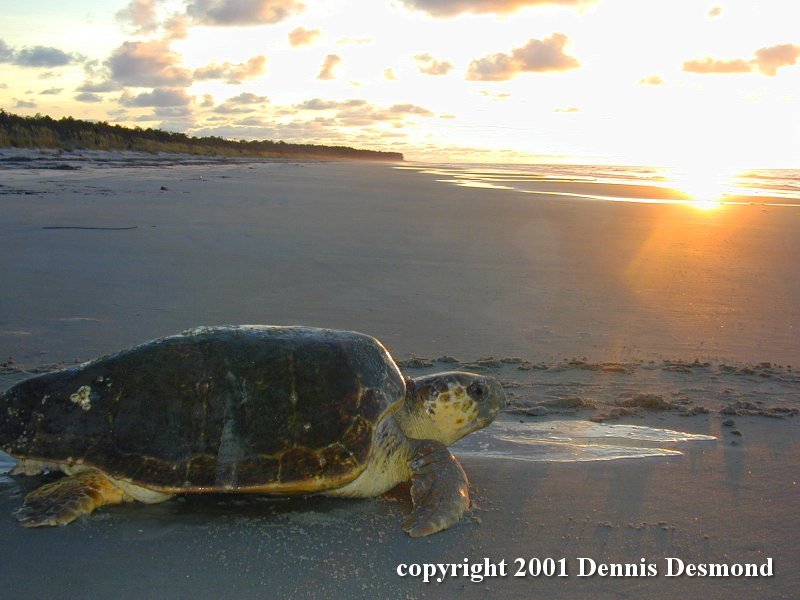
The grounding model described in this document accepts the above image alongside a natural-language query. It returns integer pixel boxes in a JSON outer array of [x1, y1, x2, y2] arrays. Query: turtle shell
[[0, 326, 406, 493]]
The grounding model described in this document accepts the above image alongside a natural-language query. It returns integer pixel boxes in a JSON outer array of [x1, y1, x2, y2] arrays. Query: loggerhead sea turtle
[[0, 326, 505, 537]]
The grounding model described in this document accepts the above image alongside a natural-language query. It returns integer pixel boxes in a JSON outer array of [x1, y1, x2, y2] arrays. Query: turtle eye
[[468, 380, 489, 400]]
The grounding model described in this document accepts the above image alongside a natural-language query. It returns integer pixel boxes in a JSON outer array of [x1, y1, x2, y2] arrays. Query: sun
[[665, 161, 745, 209]]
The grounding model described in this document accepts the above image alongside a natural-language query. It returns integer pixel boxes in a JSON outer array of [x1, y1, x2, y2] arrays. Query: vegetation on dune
[[0, 110, 403, 161]]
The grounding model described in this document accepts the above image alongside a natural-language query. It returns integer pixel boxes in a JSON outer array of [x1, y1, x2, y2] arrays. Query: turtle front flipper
[[403, 440, 469, 537], [15, 469, 129, 527]]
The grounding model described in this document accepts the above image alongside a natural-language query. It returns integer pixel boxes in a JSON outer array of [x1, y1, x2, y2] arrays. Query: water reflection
[[453, 419, 714, 463], [399, 163, 800, 208]]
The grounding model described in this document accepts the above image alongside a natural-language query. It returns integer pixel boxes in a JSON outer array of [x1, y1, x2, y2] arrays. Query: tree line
[[0, 110, 404, 161]]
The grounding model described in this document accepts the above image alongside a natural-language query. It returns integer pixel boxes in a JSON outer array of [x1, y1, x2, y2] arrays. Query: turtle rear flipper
[[403, 440, 469, 537], [15, 470, 129, 527]]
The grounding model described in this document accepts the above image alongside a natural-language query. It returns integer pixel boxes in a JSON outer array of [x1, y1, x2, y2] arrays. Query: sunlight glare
[[666, 162, 743, 209]]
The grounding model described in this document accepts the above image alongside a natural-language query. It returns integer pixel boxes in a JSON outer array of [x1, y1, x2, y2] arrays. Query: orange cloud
[[414, 53, 454, 75], [683, 43, 800, 77], [639, 75, 663, 85], [107, 40, 192, 87], [164, 14, 190, 40], [116, 0, 162, 35], [288, 26, 320, 46], [467, 33, 579, 81], [194, 55, 267, 84], [682, 57, 751, 74], [400, 0, 592, 17], [754, 43, 800, 76], [317, 54, 341, 80], [293, 98, 434, 126]]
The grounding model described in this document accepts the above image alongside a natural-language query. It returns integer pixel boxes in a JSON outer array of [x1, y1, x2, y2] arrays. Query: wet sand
[[0, 155, 798, 598]]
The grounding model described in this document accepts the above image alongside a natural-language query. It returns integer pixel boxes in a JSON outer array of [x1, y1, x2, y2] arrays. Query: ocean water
[[398, 162, 800, 207]]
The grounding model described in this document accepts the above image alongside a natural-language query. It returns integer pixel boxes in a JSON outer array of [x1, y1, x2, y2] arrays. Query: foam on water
[[453, 419, 714, 463]]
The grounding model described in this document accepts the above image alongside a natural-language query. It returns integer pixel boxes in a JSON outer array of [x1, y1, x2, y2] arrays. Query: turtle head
[[399, 372, 506, 445]]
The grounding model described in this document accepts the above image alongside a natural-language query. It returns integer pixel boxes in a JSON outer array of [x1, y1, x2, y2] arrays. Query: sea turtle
[[0, 325, 505, 537]]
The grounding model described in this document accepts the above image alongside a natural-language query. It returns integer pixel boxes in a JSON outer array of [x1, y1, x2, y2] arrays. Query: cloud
[[399, 0, 591, 17], [291, 98, 434, 127], [639, 75, 663, 85], [509, 34, 580, 71], [554, 106, 579, 112], [211, 92, 269, 114], [194, 55, 267, 84], [296, 98, 348, 110], [708, 6, 721, 17], [120, 88, 193, 107], [682, 57, 752, 74], [39, 88, 63, 95], [235, 116, 267, 126], [116, 0, 163, 34], [185, 0, 305, 26], [226, 92, 269, 104], [414, 53, 454, 75], [213, 104, 256, 114], [78, 80, 124, 93], [337, 37, 372, 46], [107, 40, 192, 87], [754, 43, 800, 76], [75, 92, 103, 103], [154, 106, 192, 118], [0, 39, 14, 62], [683, 43, 800, 77], [15, 99, 37, 108], [334, 101, 434, 126], [164, 14, 191, 39], [481, 90, 511, 99], [0, 41, 80, 68], [388, 103, 434, 116], [467, 53, 517, 81], [18, 46, 76, 68], [288, 26, 320, 46], [467, 33, 579, 80], [384, 68, 398, 80], [317, 54, 341, 80]]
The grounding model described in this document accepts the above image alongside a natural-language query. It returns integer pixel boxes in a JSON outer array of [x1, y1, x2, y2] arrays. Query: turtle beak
[[474, 376, 505, 426]]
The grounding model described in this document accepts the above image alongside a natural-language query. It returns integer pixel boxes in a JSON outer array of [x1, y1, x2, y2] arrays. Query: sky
[[1, 0, 799, 166]]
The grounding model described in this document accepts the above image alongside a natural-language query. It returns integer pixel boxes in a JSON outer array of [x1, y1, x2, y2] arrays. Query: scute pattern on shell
[[0, 326, 406, 493]]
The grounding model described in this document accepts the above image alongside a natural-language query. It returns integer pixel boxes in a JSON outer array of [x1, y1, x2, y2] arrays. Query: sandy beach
[[1, 154, 798, 598]]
